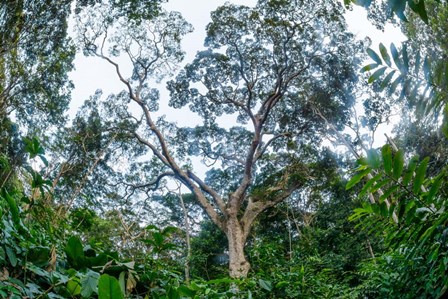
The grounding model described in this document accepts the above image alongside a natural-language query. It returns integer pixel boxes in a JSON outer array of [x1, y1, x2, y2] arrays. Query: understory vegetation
[[1, 0, 447, 298]]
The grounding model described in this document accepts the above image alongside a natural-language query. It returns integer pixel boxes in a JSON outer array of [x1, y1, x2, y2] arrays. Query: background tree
[[0, 0, 74, 131]]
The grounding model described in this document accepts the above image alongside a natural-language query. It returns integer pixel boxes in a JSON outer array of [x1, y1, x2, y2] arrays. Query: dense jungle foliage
[[1, 0, 447, 298]]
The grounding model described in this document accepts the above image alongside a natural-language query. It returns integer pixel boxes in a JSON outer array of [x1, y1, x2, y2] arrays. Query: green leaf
[[379, 201, 389, 217], [118, 271, 126, 295], [379, 43, 391, 67], [65, 236, 85, 269], [419, 224, 437, 244], [389, 0, 407, 21], [426, 172, 444, 203], [206, 278, 236, 284], [259, 279, 273, 291], [403, 156, 419, 186], [357, 157, 369, 166], [1, 190, 20, 226], [6, 246, 17, 267], [39, 155, 49, 167], [361, 63, 379, 73], [349, 206, 373, 221], [27, 263, 50, 278], [23, 137, 45, 159], [98, 274, 124, 299], [392, 150, 404, 180], [346, 168, 371, 190], [402, 45, 410, 73], [380, 70, 396, 90], [166, 286, 180, 299], [359, 173, 382, 198], [390, 43, 401, 69], [413, 157, 429, 194], [389, 75, 403, 94], [354, 0, 373, 7], [81, 270, 100, 298], [152, 232, 164, 247], [381, 145, 393, 175], [397, 201, 406, 222], [407, 0, 428, 24], [67, 278, 81, 296], [28, 246, 50, 267], [177, 285, 196, 297], [275, 281, 289, 289], [366, 149, 380, 169], [370, 179, 391, 194], [368, 67, 387, 83], [367, 48, 382, 65], [87, 253, 108, 268], [379, 185, 400, 202], [0, 247, 5, 265], [162, 226, 179, 236]]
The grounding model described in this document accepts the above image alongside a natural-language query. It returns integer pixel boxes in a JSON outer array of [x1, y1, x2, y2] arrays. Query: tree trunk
[[226, 217, 250, 278], [178, 189, 191, 284]]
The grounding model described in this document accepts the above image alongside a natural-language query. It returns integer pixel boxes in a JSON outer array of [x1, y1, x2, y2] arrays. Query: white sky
[[68, 0, 406, 144]]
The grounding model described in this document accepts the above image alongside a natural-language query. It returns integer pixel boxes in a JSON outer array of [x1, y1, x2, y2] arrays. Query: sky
[[68, 0, 406, 143]]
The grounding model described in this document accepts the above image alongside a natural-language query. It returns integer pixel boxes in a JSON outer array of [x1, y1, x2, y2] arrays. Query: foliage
[[362, 41, 448, 121], [344, 0, 437, 24], [0, 138, 179, 298], [348, 144, 448, 297]]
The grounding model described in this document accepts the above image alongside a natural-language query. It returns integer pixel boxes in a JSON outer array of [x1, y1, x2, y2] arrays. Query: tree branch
[[187, 171, 227, 215]]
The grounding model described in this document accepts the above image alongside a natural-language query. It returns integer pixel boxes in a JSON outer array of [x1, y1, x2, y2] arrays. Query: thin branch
[[133, 132, 170, 166], [254, 132, 291, 162]]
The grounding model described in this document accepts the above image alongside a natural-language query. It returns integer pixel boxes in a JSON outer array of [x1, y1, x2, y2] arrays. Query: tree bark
[[226, 216, 250, 278]]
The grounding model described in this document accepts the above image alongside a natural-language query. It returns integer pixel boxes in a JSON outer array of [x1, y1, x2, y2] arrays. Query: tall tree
[[0, 0, 75, 130], [76, 0, 362, 277]]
